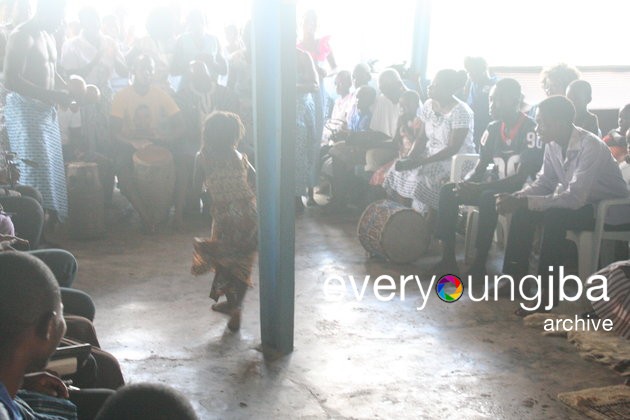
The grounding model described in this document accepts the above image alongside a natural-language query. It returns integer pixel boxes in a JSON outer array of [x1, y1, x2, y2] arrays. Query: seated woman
[[382, 69, 474, 213]]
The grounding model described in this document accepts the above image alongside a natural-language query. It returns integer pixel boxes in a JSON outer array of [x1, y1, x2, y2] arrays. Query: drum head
[[382, 209, 430, 263]]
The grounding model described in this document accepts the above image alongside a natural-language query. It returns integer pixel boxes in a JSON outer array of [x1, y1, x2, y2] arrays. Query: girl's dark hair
[[201, 111, 245, 157], [434, 68, 468, 96], [95, 383, 199, 420]]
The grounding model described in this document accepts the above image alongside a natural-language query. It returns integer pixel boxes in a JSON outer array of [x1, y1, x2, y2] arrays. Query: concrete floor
[[52, 203, 626, 419]]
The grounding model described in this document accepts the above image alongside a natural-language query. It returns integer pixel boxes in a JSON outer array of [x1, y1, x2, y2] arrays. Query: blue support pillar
[[252, 0, 296, 357], [411, 0, 432, 88]]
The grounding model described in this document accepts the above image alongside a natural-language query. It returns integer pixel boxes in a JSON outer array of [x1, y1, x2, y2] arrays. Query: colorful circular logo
[[436, 274, 464, 302]]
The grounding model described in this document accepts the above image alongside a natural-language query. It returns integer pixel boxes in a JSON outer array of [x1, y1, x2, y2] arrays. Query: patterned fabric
[[383, 98, 474, 213], [295, 93, 317, 195], [310, 89, 324, 185], [5, 93, 68, 219], [191, 153, 257, 300], [16, 390, 77, 420], [0, 84, 9, 173], [591, 260, 630, 339]]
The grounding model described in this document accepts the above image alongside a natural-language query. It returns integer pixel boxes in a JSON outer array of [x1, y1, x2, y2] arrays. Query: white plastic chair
[[450, 153, 479, 183], [566, 161, 630, 281], [453, 154, 515, 264]]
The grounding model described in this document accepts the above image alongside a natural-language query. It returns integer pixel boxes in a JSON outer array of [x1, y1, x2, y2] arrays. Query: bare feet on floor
[[227, 309, 241, 332], [211, 301, 234, 315]]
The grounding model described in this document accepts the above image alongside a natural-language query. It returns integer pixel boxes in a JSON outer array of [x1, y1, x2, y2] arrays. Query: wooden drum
[[66, 162, 105, 239], [132, 144, 175, 226], [357, 199, 430, 263]]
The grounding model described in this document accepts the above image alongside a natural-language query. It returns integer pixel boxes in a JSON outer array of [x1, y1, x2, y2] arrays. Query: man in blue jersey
[[433, 78, 543, 279]]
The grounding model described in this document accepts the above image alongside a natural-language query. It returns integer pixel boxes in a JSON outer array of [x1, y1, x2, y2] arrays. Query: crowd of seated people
[[0, 251, 198, 419], [1, 6, 630, 418]]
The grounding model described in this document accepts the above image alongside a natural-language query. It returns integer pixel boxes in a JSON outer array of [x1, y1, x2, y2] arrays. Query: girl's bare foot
[[211, 301, 234, 315], [227, 309, 241, 332]]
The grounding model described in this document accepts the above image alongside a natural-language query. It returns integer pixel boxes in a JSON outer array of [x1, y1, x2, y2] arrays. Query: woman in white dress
[[383, 69, 474, 213]]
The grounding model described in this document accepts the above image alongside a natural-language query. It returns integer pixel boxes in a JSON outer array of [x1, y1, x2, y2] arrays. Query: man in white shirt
[[325, 69, 402, 210], [497, 96, 630, 309], [322, 70, 353, 143]]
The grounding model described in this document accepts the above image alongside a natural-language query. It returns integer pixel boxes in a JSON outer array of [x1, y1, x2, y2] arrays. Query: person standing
[[191, 112, 257, 332], [3, 0, 71, 224]]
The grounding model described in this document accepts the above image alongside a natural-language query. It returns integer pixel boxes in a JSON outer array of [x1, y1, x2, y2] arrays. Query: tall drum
[[357, 200, 430, 264], [66, 162, 105, 239], [132, 144, 175, 226]]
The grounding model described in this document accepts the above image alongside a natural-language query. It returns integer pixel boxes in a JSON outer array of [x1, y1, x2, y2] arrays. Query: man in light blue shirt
[[0, 252, 69, 419], [496, 95, 630, 311]]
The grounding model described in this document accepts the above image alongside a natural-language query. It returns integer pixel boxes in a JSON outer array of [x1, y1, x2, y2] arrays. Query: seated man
[[326, 69, 402, 210], [94, 383, 198, 420], [433, 78, 543, 278], [0, 251, 75, 419], [110, 54, 184, 232], [326, 85, 378, 209], [322, 70, 353, 142], [566, 79, 600, 137], [0, 252, 119, 420], [496, 95, 630, 314]]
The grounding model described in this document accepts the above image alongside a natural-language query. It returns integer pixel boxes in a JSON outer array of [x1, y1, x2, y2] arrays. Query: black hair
[[434, 69, 468, 96], [352, 63, 371, 85], [400, 90, 420, 108], [494, 78, 522, 101], [95, 383, 198, 420], [538, 95, 576, 124], [201, 111, 245, 157], [463, 56, 487, 73], [356, 85, 377, 106], [567, 79, 593, 101], [0, 252, 59, 356], [541, 63, 580, 93]]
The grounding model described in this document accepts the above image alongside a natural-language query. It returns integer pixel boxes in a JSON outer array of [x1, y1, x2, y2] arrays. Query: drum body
[[67, 162, 105, 239], [133, 145, 175, 226], [357, 199, 430, 263]]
